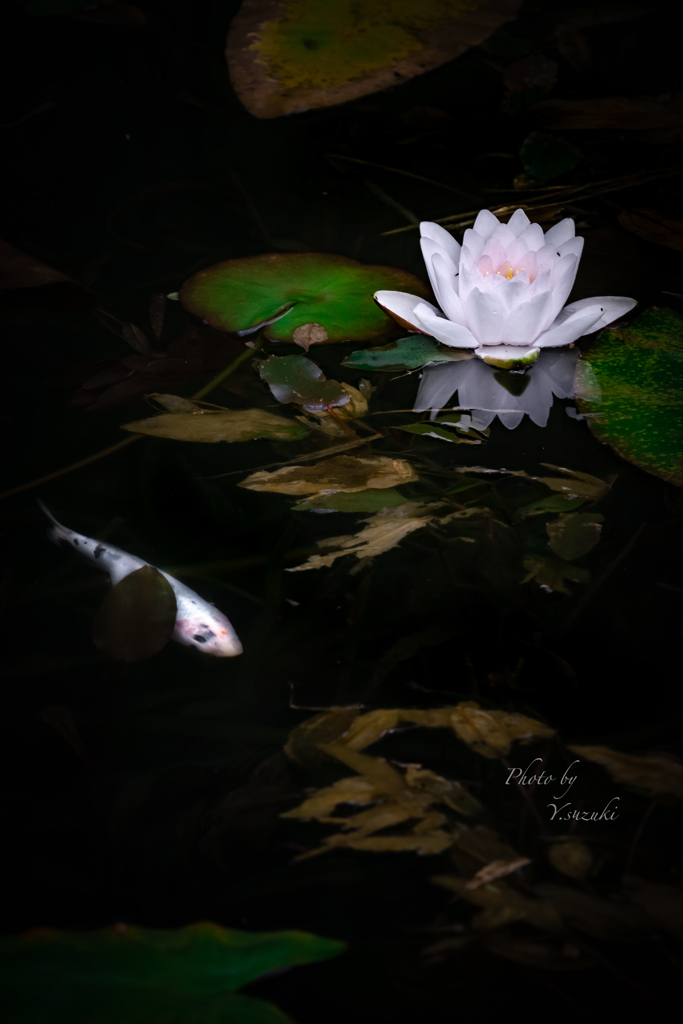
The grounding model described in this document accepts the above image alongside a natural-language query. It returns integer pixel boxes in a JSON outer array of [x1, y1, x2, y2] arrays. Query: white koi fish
[[39, 501, 242, 657]]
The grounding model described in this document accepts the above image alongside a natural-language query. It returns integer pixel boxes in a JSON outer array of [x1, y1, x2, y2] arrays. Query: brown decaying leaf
[[548, 841, 593, 881], [239, 454, 417, 496], [122, 407, 308, 443], [568, 745, 683, 799], [297, 383, 370, 436], [286, 503, 434, 571], [448, 701, 555, 759], [460, 464, 614, 501], [464, 857, 532, 890], [433, 875, 562, 931], [226, 0, 524, 119], [618, 209, 683, 252]]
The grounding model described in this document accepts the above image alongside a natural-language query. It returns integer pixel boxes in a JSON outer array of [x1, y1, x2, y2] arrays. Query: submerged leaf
[[433, 876, 562, 931], [180, 252, 431, 343], [0, 921, 345, 1023], [343, 336, 472, 372], [91, 566, 177, 662], [293, 488, 409, 512], [123, 408, 309, 443], [464, 857, 532, 890], [534, 883, 647, 942], [259, 354, 346, 408], [396, 423, 483, 444], [546, 512, 604, 560], [449, 701, 555, 759], [285, 502, 433, 570], [618, 208, 683, 251], [575, 307, 683, 487], [622, 876, 683, 939], [568, 745, 683, 799], [522, 554, 589, 594], [239, 455, 418, 496]]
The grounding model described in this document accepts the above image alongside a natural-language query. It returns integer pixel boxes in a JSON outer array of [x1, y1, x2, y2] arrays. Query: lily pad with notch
[[180, 252, 431, 345]]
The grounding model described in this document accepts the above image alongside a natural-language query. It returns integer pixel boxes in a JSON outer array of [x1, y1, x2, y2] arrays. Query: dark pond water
[[2, 2, 682, 1021]]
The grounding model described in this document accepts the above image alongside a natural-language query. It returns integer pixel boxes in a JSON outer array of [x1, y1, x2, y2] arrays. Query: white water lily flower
[[375, 209, 636, 368], [414, 348, 579, 430]]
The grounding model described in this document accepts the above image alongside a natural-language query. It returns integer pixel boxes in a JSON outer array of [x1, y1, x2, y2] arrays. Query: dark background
[[1, 1, 682, 1020]]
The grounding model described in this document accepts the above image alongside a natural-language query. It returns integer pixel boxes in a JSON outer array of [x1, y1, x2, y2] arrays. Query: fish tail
[[37, 499, 72, 546]]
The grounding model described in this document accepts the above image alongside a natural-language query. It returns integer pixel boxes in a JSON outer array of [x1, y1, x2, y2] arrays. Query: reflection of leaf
[[122, 408, 309, 443], [293, 488, 409, 513], [546, 512, 604, 560], [227, 0, 524, 118], [343, 336, 471, 372], [547, 841, 593, 881], [285, 503, 433, 570], [575, 307, 683, 487], [461, 464, 614, 500], [618, 209, 683, 252], [91, 566, 177, 662], [0, 921, 345, 1023], [240, 455, 418, 496], [433, 876, 562, 931], [449, 701, 555, 759], [568, 745, 683, 799], [534, 883, 647, 942], [180, 252, 430, 343], [522, 554, 589, 594], [259, 354, 346, 409]]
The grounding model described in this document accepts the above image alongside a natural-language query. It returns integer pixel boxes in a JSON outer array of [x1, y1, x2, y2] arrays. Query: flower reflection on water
[[413, 347, 580, 430]]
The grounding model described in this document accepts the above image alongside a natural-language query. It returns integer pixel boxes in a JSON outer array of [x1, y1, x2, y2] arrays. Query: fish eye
[[193, 634, 207, 643]]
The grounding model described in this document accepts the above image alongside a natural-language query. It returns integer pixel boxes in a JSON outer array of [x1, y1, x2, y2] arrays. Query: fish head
[[174, 613, 242, 657]]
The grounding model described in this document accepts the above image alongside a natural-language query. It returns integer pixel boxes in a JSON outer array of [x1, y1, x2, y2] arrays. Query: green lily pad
[[515, 494, 587, 518], [575, 307, 683, 487], [0, 922, 345, 1023], [546, 512, 604, 561], [343, 336, 471, 372], [396, 419, 485, 444], [180, 253, 431, 344], [259, 354, 345, 408], [293, 488, 410, 512]]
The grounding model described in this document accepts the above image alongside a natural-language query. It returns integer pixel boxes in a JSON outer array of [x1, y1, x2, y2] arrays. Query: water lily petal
[[544, 218, 575, 248], [490, 224, 516, 249], [462, 231, 485, 262], [558, 295, 637, 332], [420, 238, 458, 305], [498, 272, 531, 311], [374, 290, 439, 331], [557, 236, 584, 259], [475, 345, 540, 367], [431, 253, 467, 324], [473, 209, 501, 237], [481, 237, 507, 269], [501, 291, 554, 344], [536, 304, 604, 347], [420, 222, 461, 265], [499, 410, 526, 429], [536, 346, 580, 398], [517, 222, 546, 252], [413, 303, 478, 347], [506, 209, 531, 237], [462, 287, 508, 345], [545, 254, 580, 326]]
